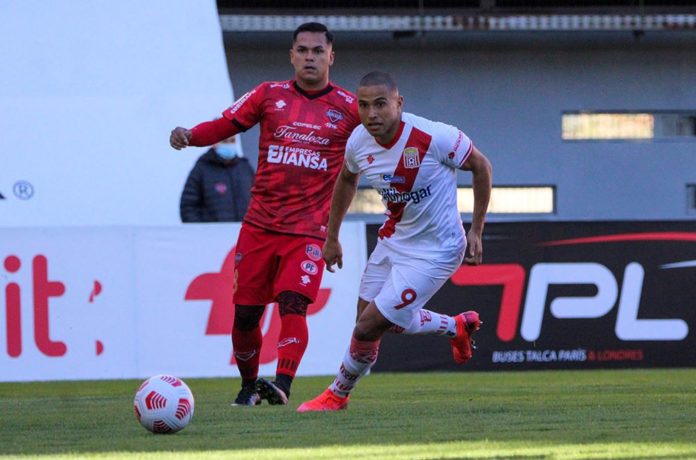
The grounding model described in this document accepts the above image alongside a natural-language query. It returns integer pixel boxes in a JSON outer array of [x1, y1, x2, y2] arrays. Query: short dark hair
[[359, 71, 398, 92], [293, 22, 334, 45]]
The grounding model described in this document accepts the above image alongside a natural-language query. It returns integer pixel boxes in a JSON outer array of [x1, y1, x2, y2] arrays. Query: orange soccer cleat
[[296, 388, 350, 413], [449, 311, 481, 364]]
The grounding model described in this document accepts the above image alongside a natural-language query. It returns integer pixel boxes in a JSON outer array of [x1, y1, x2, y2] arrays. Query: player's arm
[[323, 163, 360, 272], [170, 118, 240, 150], [460, 146, 492, 265], [171, 85, 264, 150]]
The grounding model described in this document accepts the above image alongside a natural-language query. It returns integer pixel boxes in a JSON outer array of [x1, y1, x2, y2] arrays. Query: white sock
[[391, 309, 456, 337], [329, 337, 380, 398]]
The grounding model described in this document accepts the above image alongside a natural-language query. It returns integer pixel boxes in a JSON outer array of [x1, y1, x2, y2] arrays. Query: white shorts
[[358, 241, 465, 328]]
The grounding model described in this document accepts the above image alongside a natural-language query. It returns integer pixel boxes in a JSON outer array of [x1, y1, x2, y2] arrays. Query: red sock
[[275, 313, 308, 378], [232, 326, 262, 384]]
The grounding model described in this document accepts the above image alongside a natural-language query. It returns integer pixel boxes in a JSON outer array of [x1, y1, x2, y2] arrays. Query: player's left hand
[[170, 127, 192, 150], [322, 238, 343, 273], [465, 229, 483, 265]]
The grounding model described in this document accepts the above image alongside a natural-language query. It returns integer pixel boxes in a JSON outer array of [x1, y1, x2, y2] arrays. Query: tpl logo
[[3, 255, 104, 358], [185, 246, 330, 366], [452, 232, 695, 343]]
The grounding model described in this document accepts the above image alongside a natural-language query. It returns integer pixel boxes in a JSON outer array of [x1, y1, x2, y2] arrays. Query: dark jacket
[[180, 149, 255, 222]]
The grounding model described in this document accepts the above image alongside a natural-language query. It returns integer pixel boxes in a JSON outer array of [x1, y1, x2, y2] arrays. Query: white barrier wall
[[0, 223, 366, 381], [0, 0, 235, 226]]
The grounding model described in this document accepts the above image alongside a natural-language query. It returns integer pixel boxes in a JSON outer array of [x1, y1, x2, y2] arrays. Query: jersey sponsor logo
[[402, 147, 421, 169], [337, 90, 354, 104], [325, 122, 338, 130], [378, 185, 432, 204], [270, 82, 290, 89], [378, 126, 432, 239], [382, 174, 405, 184], [228, 90, 256, 114], [300, 260, 318, 275], [292, 121, 321, 130], [274, 125, 331, 146], [275, 100, 287, 109], [326, 109, 344, 123], [305, 244, 322, 261], [267, 145, 328, 171]]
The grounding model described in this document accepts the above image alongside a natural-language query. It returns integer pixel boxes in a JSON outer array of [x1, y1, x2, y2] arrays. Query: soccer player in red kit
[[170, 22, 360, 406]]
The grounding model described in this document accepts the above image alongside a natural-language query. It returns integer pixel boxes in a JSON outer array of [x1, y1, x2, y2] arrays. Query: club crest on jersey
[[326, 109, 344, 123], [300, 260, 319, 275], [402, 147, 421, 169], [367, 154, 375, 164], [305, 244, 322, 261]]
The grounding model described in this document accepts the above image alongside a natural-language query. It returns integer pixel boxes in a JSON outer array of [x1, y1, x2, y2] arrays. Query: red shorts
[[233, 223, 326, 305]]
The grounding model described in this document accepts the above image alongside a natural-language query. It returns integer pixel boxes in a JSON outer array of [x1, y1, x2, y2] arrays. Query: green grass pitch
[[1, 369, 695, 459]]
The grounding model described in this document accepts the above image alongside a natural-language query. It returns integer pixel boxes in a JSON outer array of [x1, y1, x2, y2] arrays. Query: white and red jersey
[[345, 112, 473, 258], [222, 80, 359, 239]]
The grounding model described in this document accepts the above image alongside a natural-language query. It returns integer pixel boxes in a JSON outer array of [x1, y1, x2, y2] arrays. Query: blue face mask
[[216, 143, 241, 160]]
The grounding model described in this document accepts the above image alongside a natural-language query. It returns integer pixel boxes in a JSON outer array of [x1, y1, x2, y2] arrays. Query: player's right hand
[[322, 238, 343, 273], [170, 127, 192, 150]]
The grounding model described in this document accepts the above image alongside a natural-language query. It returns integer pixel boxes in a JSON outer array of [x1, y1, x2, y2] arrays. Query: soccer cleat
[[449, 311, 481, 364], [297, 389, 349, 413], [255, 378, 289, 405], [231, 386, 261, 407]]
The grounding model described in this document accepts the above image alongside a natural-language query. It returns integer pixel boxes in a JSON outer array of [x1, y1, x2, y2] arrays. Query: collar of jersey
[[293, 81, 334, 100], [376, 121, 406, 149]]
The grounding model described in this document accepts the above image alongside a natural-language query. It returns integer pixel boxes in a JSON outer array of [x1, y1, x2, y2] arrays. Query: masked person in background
[[180, 136, 255, 222]]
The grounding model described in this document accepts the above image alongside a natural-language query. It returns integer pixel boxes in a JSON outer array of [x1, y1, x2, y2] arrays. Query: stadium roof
[[218, 0, 696, 32], [217, 0, 696, 14]]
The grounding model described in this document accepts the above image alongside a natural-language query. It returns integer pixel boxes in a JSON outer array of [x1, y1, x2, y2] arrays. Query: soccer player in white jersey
[[297, 71, 493, 412]]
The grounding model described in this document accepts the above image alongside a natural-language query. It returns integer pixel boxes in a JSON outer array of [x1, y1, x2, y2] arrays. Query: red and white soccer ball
[[133, 374, 195, 434]]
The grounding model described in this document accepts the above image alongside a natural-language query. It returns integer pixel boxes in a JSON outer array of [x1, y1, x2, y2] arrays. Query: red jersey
[[222, 80, 360, 239]]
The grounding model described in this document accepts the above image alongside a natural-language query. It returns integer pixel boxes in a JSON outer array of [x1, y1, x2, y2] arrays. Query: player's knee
[[277, 291, 309, 317], [234, 305, 265, 331]]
